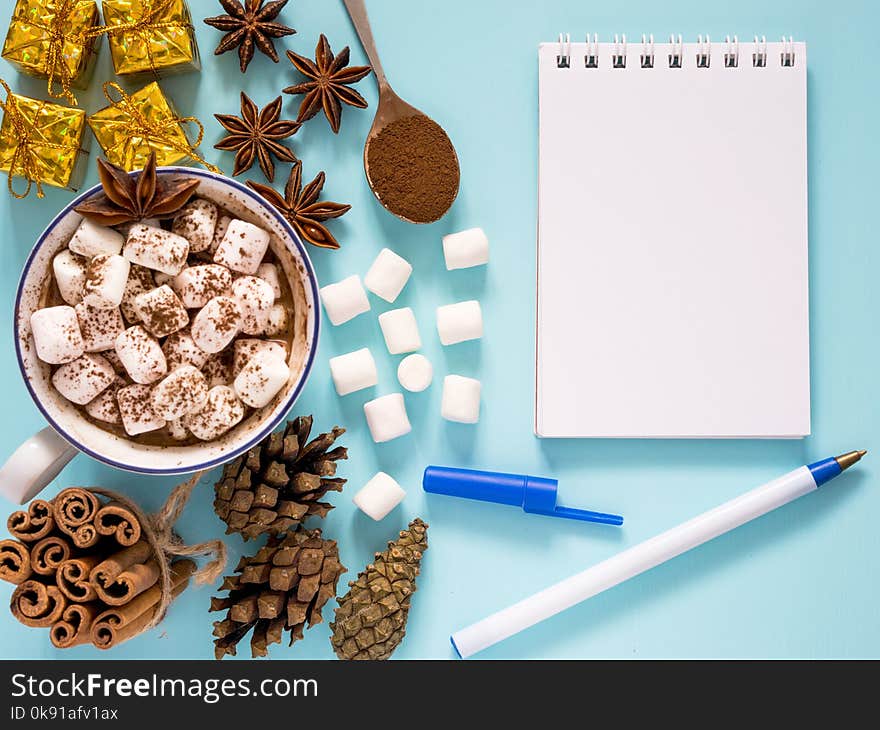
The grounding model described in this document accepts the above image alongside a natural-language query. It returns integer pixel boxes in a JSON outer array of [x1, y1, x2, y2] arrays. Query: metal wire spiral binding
[[724, 36, 739, 67], [557, 33, 571, 68], [668, 34, 683, 68], [641, 34, 655, 68], [696, 35, 711, 67], [753, 35, 767, 67], [585, 33, 599, 68], [612, 34, 627, 68], [781, 36, 796, 67]]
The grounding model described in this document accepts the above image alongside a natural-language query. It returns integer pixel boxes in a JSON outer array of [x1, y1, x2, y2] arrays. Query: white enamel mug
[[1, 168, 321, 504]]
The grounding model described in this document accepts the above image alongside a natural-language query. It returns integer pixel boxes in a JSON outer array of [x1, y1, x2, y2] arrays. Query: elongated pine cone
[[213, 417, 348, 540], [330, 518, 428, 660], [210, 527, 346, 659]]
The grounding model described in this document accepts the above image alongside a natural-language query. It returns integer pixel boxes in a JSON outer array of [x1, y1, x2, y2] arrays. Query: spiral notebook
[[536, 36, 810, 438]]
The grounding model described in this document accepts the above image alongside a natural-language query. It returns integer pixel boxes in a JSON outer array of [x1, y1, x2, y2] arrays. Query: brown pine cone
[[330, 518, 428, 660], [213, 416, 347, 540], [210, 527, 345, 659]]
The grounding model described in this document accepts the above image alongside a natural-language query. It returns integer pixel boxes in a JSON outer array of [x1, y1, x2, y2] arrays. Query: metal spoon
[[343, 0, 460, 224]]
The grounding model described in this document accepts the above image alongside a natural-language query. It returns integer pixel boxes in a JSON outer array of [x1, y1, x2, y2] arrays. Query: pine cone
[[330, 518, 428, 660], [210, 527, 346, 659], [213, 416, 347, 540]]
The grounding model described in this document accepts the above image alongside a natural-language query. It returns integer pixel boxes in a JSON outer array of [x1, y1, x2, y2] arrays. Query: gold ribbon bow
[[100, 81, 220, 173], [0, 79, 82, 199], [88, 0, 192, 77]]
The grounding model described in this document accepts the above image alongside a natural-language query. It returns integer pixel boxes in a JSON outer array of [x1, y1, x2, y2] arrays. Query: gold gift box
[[0, 92, 90, 194], [102, 0, 200, 79], [1, 0, 102, 97], [89, 81, 194, 171]]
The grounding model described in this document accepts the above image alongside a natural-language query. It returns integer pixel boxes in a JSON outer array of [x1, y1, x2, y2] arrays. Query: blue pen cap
[[423, 466, 623, 526]]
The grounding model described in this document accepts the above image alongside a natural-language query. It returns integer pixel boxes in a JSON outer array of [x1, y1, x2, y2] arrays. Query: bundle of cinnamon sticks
[[1, 487, 194, 650]]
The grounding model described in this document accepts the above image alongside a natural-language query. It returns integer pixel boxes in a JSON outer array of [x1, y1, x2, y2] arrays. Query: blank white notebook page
[[536, 39, 810, 438]]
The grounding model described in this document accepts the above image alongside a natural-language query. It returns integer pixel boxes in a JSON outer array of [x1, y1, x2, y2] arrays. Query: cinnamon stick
[[90, 560, 195, 649], [57, 555, 104, 602], [90, 541, 158, 606], [29, 536, 72, 576], [11, 580, 68, 627], [94, 502, 142, 546], [50, 603, 101, 649], [52, 488, 100, 549], [0, 539, 32, 585], [7, 500, 55, 542]]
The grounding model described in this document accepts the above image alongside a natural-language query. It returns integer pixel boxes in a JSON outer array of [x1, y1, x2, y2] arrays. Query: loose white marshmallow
[[51, 354, 116, 405], [182, 386, 245, 441], [52, 250, 87, 305], [150, 365, 210, 421], [233, 352, 290, 408], [191, 296, 241, 354], [166, 418, 189, 441], [233, 339, 287, 377], [173, 264, 233, 309], [117, 384, 166, 436], [124, 224, 189, 275], [202, 353, 232, 387], [68, 218, 124, 258], [436, 300, 483, 345], [319, 275, 370, 326], [364, 248, 413, 303], [353, 472, 407, 521], [163, 330, 210, 371], [114, 325, 167, 384], [133, 285, 189, 338], [231, 276, 274, 335], [82, 254, 130, 309], [213, 219, 270, 274], [328, 348, 378, 396], [443, 227, 490, 270], [397, 354, 434, 393], [256, 263, 282, 300], [119, 265, 155, 323], [172, 199, 218, 253], [363, 394, 412, 443], [378, 308, 421, 355], [84, 376, 125, 424], [30, 306, 84, 364], [75, 303, 124, 352], [441, 375, 482, 424], [210, 215, 231, 255]]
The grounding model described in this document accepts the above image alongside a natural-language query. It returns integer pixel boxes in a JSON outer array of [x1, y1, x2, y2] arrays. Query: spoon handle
[[342, 0, 390, 90]]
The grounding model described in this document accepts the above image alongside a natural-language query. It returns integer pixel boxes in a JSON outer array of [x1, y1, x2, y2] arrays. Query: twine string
[[91, 472, 227, 632]]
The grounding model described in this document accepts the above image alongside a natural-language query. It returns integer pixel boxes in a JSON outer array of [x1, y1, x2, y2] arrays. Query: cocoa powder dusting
[[366, 115, 459, 223]]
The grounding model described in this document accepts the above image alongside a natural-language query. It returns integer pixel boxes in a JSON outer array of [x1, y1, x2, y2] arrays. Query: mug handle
[[0, 427, 78, 504]]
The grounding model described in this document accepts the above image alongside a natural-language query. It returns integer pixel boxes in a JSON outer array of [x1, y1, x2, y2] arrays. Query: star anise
[[283, 34, 371, 134], [74, 152, 200, 227], [215, 93, 300, 181], [247, 157, 350, 249], [204, 0, 296, 73]]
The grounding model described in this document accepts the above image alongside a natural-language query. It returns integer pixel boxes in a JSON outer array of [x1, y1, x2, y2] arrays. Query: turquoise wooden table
[[0, 0, 876, 659]]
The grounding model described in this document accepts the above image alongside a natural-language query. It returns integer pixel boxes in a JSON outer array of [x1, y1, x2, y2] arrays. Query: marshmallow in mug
[[329, 348, 378, 396], [258, 303, 289, 337], [82, 254, 130, 309], [364, 248, 412, 303], [114, 325, 167, 384], [191, 296, 242, 354], [256, 263, 281, 300], [133, 285, 190, 338], [202, 353, 232, 388], [51, 353, 116, 405], [210, 215, 232, 255], [183, 385, 245, 441], [233, 351, 290, 409], [117, 383, 166, 436], [172, 199, 218, 253], [75, 303, 124, 353], [163, 330, 210, 371], [231, 276, 275, 335], [174, 264, 233, 309], [123, 224, 189, 276], [150, 365, 210, 421], [119, 265, 155, 323], [84, 375, 125, 424], [214, 219, 271, 275], [68, 218, 124, 259], [232, 338, 287, 377], [31, 306, 84, 364], [52, 250, 87, 306], [167, 418, 189, 441], [436, 300, 483, 346]]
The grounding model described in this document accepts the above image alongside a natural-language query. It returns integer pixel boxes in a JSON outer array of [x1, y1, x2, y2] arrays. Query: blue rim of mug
[[13, 166, 321, 476]]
